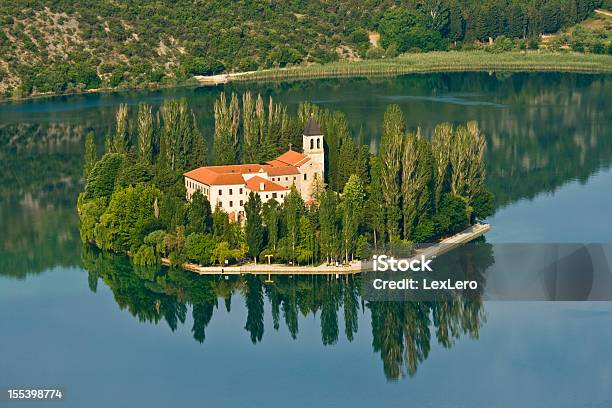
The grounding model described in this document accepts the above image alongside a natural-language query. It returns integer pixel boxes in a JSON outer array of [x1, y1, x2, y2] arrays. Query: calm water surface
[[1, 73, 611, 407]]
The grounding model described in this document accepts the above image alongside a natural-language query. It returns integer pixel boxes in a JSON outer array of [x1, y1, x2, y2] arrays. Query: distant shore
[[2, 51, 611, 104], [164, 223, 491, 276]]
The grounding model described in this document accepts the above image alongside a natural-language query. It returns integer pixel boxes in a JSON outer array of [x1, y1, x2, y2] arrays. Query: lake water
[[1, 73, 611, 407]]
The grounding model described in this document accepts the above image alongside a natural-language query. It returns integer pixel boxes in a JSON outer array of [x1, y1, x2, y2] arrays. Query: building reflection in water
[[81, 239, 493, 380]]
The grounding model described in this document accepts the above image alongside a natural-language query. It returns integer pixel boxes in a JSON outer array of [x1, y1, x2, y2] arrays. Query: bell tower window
[[317, 138, 320, 149], [310, 139, 314, 150]]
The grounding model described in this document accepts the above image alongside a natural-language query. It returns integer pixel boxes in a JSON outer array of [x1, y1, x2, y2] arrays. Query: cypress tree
[[365, 156, 386, 248], [262, 200, 280, 250], [340, 175, 365, 262], [402, 131, 435, 240], [431, 123, 453, 210], [137, 103, 154, 164], [379, 105, 404, 241], [213, 93, 237, 165], [241, 92, 258, 163], [337, 137, 357, 191], [114, 103, 129, 153], [283, 186, 304, 263], [245, 192, 264, 261], [319, 189, 340, 264]]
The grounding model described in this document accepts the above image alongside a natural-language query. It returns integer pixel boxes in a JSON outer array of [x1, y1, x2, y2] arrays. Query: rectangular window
[[285, 177, 288, 181], [229, 201, 233, 207], [240, 200, 243, 206], [293, 176, 296, 180], [304, 174, 307, 180], [272, 193, 277, 198], [266, 194, 269, 199], [239, 188, 243, 194], [219, 189, 222, 195]]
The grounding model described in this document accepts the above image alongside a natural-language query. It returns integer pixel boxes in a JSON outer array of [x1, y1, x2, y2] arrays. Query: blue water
[[1, 72, 611, 407]]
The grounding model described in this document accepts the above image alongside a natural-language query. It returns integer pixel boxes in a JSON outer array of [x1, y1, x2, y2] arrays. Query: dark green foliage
[[77, 97, 494, 267], [116, 157, 153, 188], [283, 187, 304, 262], [187, 191, 213, 234], [84, 153, 123, 199], [95, 184, 163, 252], [182, 57, 224, 76], [471, 188, 495, 222], [185, 232, 215, 265], [319, 189, 340, 263], [244, 192, 264, 260], [160, 99, 207, 172], [433, 194, 468, 237], [365, 156, 386, 247], [0, 1, 603, 98], [262, 200, 280, 251]]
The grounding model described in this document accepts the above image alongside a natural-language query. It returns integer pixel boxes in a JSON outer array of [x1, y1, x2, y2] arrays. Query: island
[[77, 92, 494, 273]]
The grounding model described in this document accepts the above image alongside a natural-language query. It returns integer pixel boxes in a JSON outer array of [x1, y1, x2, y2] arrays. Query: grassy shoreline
[[2, 51, 610, 104], [233, 51, 612, 83]]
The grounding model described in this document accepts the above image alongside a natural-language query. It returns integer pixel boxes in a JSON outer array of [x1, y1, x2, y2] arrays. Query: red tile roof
[[184, 168, 244, 186], [273, 150, 310, 167], [264, 164, 300, 176], [184, 164, 267, 185], [184, 150, 308, 186], [245, 176, 288, 192]]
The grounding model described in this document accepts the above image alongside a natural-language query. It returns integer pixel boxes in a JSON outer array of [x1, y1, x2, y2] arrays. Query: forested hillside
[[0, 0, 607, 98]]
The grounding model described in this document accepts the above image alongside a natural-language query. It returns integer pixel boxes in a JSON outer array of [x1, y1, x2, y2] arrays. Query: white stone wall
[[185, 178, 211, 201], [209, 184, 248, 214]]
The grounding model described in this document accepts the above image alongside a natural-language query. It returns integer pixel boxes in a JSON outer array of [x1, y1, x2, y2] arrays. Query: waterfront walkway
[[163, 223, 490, 276]]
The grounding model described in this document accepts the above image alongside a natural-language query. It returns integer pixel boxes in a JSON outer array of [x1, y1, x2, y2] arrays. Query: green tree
[[471, 188, 495, 222], [244, 192, 264, 261], [402, 131, 435, 240], [283, 186, 304, 262], [95, 183, 163, 252], [431, 123, 453, 209], [113, 103, 129, 154], [262, 200, 280, 250], [319, 189, 340, 263], [160, 99, 206, 172], [340, 174, 365, 262], [85, 153, 123, 199], [365, 156, 386, 247], [185, 232, 215, 265], [213, 93, 239, 165], [187, 191, 213, 234], [448, 0, 465, 43], [380, 105, 405, 240], [137, 103, 154, 164]]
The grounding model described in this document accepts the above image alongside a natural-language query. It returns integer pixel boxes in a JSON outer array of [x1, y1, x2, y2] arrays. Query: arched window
[[310, 139, 314, 149], [316, 138, 320, 149]]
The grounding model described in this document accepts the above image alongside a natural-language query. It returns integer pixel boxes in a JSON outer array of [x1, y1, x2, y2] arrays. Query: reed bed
[[233, 51, 612, 82]]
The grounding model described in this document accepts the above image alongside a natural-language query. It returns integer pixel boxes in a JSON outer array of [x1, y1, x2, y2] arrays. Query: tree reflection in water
[[81, 240, 493, 380]]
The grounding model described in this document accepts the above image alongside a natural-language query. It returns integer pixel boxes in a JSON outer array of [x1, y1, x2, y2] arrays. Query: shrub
[[590, 42, 606, 54], [365, 46, 385, 59], [133, 244, 158, 266], [527, 38, 539, 50]]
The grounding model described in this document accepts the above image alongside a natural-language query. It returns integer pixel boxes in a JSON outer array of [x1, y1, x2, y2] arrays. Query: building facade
[[184, 117, 325, 222]]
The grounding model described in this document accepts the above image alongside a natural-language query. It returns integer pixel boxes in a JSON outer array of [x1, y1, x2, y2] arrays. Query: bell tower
[[302, 116, 325, 176]]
